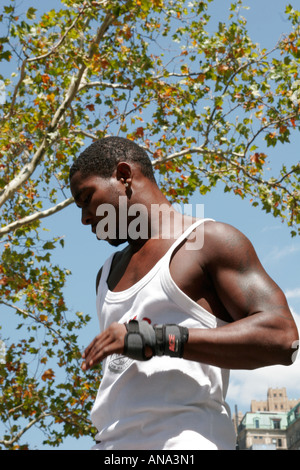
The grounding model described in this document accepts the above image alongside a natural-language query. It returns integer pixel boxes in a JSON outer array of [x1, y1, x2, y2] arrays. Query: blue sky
[[1, 0, 300, 449]]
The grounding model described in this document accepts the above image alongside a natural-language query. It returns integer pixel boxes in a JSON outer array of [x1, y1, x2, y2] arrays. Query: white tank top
[[91, 219, 236, 450]]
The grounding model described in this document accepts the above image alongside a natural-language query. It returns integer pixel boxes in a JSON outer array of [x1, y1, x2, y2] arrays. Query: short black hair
[[69, 136, 156, 182]]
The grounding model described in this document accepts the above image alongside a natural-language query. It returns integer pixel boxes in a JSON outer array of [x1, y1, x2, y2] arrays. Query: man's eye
[[76, 194, 91, 208], [83, 194, 91, 205]]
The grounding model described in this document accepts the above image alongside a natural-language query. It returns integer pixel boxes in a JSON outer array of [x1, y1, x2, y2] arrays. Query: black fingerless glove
[[123, 320, 189, 361]]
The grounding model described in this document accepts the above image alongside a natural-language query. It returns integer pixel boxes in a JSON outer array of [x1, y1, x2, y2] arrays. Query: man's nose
[[81, 206, 93, 225]]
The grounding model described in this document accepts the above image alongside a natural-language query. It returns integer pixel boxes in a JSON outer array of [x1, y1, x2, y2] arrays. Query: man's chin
[[108, 238, 127, 247], [96, 234, 127, 247]]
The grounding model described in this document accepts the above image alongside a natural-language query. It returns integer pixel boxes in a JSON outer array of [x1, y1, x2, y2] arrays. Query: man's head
[[69, 136, 158, 245], [69, 136, 156, 183]]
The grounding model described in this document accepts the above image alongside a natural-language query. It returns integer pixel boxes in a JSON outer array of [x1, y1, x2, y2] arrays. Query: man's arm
[[82, 223, 298, 371], [183, 222, 298, 369]]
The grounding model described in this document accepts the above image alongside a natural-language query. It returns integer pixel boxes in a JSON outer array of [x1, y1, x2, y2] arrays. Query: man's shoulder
[[202, 219, 242, 239], [200, 220, 255, 265], [190, 219, 239, 245]]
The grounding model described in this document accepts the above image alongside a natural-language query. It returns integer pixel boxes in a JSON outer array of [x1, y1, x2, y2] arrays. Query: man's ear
[[116, 161, 132, 187]]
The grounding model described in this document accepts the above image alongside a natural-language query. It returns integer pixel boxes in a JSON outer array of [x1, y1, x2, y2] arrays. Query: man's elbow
[[279, 324, 299, 366]]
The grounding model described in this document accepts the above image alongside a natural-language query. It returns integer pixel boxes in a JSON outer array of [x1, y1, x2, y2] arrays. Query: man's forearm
[[184, 313, 298, 370]]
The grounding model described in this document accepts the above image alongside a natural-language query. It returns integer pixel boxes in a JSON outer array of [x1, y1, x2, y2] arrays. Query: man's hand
[[82, 322, 127, 371]]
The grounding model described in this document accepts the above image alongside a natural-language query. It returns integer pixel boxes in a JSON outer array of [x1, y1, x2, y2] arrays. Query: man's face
[[70, 171, 126, 246]]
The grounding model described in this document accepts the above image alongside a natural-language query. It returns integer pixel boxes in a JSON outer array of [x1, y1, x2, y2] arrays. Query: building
[[251, 387, 299, 413], [232, 405, 244, 435], [286, 402, 300, 450], [235, 388, 300, 450], [237, 411, 288, 450]]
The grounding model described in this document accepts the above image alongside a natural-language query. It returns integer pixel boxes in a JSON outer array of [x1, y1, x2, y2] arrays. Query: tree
[[0, 0, 299, 448]]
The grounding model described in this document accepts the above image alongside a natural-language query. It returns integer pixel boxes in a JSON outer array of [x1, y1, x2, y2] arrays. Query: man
[[69, 136, 298, 450]]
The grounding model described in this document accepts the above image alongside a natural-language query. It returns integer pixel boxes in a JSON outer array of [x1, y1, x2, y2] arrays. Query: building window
[[255, 419, 260, 428], [273, 420, 281, 429], [278, 439, 282, 447]]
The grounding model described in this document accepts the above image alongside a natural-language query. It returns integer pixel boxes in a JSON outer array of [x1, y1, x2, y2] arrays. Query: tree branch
[[0, 11, 114, 210], [0, 300, 73, 348], [152, 145, 244, 166], [0, 140, 50, 209], [0, 412, 52, 447], [3, 2, 89, 122], [26, 4, 88, 63], [0, 196, 74, 237], [153, 145, 299, 203], [78, 80, 132, 91]]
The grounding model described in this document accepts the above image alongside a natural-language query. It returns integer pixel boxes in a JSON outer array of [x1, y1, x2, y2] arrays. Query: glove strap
[[124, 320, 188, 361], [154, 324, 189, 358], [124, 320, 156, 361]]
